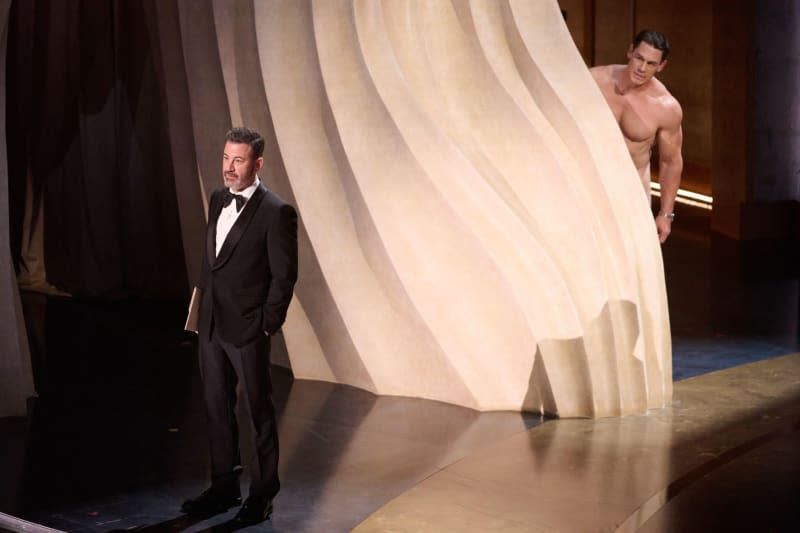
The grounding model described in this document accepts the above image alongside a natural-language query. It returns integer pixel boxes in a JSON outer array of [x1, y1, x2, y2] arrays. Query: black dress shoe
[[181, 484, 242, 517], [232, 496, 273, 525]]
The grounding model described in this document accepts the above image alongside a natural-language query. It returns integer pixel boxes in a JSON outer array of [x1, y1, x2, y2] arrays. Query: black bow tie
[[223, 191, 247, 212]]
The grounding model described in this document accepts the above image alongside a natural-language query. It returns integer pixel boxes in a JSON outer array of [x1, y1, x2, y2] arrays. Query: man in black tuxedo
[[182, 127, 298, 525]]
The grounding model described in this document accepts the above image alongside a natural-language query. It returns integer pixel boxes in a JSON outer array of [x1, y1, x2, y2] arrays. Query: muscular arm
[[655, 104, 683, 243]]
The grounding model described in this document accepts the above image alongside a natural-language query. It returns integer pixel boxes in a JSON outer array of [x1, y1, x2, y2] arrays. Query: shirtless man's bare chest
[[592, 65, 670, 171], [591, 63, 682, 196], [590, 33, 684, 243]]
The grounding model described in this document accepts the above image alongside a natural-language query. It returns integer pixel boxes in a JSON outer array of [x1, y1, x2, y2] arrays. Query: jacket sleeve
[[261, 203, 299, 334], [197, 191, 218, 291]]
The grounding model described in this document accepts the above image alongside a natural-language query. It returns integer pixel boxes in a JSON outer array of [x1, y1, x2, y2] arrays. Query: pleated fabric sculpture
[[170, 0, 672, 417]]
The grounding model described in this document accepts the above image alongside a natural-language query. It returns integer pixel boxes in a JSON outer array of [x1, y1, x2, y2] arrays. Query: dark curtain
[[6, 0, 187, 299]]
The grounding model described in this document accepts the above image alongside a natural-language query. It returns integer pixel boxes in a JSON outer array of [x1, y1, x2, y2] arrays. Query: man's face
[[625, 42, 666, 86], [222, 141, 263, 192]]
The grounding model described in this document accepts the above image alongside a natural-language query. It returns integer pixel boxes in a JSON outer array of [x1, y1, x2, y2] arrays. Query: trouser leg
[[198, 329, 241, 484], [225, 333, 280, 500]]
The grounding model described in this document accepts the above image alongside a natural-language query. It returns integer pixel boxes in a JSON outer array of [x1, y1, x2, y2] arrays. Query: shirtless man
[[591, 30, 683, 243]]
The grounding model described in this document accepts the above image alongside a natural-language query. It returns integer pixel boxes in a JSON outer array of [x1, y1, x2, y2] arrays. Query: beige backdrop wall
[[170, 0, 672, 418]]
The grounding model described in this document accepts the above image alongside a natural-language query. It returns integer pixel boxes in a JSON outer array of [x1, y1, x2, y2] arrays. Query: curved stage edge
[[354, 353, 800, 532]]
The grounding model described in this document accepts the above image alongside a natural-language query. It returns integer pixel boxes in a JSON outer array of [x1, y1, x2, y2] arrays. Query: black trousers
[[198, 327, 280, 500]]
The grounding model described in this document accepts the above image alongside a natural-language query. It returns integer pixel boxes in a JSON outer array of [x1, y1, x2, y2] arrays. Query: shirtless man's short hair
[[590, 29, 683, 243]]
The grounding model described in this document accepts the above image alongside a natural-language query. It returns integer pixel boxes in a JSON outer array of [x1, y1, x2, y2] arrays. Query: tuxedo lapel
[[213, 185, 266, 270]]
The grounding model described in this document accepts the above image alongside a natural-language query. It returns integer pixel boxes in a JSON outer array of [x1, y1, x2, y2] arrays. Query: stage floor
[[1, 203, 798, 532]]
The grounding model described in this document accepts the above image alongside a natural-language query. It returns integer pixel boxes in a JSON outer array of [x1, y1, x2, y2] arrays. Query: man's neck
[[614, 67, 650, 95]]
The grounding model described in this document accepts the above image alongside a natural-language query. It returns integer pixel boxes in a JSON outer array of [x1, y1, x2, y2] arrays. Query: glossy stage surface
[[1, 204, 799, 532]]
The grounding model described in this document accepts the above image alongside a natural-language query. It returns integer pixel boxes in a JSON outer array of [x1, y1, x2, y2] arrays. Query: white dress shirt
[[215, 177, 260, 257]]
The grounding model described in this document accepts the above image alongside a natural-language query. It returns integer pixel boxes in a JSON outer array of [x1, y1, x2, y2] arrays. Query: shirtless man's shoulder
[[589, 64, 615, 83], [591, 65, 681, 121], [642, 75, 682, 125]]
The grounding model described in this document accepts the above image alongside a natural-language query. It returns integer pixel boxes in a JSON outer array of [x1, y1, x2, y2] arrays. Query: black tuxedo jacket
[[197, 183, 298, 347]]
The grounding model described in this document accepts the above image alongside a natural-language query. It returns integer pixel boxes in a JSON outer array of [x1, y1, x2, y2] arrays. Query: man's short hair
[[632, 29, 670, 61], [226, 127, 265, 159]]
